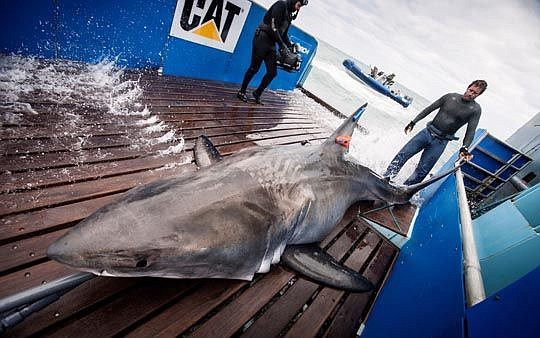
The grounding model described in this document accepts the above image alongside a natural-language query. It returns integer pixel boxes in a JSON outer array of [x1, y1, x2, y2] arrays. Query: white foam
[[146, 130, 176, 146], [136, 115, 160, 126], [143, 121, 167, 134], [0, 55, 145, 117], [157, 137, 186, 156]]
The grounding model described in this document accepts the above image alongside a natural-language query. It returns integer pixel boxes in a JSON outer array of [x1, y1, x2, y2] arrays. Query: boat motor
[[276, 44, 302, 72]]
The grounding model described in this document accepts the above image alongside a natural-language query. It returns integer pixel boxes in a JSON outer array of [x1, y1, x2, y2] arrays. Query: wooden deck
[[359, 202, 416, 237], [0, 63, 406, 337]]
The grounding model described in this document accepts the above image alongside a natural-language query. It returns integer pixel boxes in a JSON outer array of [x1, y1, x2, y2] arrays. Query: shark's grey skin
[[48, 104, 456, 291]]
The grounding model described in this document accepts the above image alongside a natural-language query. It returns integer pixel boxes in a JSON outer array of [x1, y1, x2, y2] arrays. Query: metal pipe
[[0, 272, 95, 314], [455, 166, 486, 307], [510, 175, 529, 191], [1, 288, 69, 333]]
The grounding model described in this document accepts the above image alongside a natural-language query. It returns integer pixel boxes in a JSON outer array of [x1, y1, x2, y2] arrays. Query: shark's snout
[[47, 226, 158, 276], [47, 233, 86, 267]]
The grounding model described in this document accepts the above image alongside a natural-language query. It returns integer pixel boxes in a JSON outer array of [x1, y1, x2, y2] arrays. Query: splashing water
[[0, 55, 184, 156], [0, 55, 143, 116]]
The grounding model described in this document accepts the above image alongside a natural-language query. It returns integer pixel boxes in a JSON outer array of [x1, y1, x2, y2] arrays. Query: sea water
[[301, 39, 460, 182]]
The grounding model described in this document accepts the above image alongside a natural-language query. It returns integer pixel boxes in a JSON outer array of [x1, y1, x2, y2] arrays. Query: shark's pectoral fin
[[281, 244, 374, 293], [194, 135, 223, 167]]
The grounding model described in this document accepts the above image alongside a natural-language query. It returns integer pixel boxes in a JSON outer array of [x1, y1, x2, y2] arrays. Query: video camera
[[276, 44, 302, 72]]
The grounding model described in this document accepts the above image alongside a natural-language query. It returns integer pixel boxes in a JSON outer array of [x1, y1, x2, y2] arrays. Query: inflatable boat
[[343, 59, 413, 108]]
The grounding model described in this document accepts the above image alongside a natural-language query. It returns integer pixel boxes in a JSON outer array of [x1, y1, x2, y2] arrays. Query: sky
[[256, 0, 540, 138]]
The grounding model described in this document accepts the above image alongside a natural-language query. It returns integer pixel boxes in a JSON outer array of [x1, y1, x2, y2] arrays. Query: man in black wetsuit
[[383, 80, 488, 185], [237, 0, 308, 104]]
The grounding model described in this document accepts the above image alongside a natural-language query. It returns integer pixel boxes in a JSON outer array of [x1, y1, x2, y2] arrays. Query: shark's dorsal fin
[[322, 103, 367, 152], [281, 244, 374, 293], [194, 135, 223, 167]]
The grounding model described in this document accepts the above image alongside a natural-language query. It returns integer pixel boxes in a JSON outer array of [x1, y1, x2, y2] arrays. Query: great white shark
[[48, 103, 457, 292]]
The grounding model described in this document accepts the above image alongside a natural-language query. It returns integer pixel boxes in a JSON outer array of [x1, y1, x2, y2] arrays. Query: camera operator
[[237, 0, 308, 104]]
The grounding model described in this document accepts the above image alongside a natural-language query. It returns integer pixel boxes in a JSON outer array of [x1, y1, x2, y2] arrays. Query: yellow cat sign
[[170, 0, 252, 53]]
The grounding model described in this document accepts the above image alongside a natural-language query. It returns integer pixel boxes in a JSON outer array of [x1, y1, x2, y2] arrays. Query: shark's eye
[[136, 259, 148, 268]]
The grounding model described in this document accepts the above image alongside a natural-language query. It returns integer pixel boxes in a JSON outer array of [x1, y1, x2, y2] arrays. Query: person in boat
[[383, 73, 395, 86], [370, 66, 379, 78], [237, 0, 308, 104], [383, 80, 488, 185], [375, 71, 385, 82]]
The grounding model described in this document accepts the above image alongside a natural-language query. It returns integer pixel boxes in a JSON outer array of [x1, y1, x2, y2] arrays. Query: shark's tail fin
[[322, 103, 367, 150], [402, 161, 465, 198]]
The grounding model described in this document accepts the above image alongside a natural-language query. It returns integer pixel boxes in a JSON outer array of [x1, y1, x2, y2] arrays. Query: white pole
[[455, 166, 486, 307]]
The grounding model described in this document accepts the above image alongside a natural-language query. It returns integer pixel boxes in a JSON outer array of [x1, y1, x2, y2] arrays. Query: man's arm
[[462, 109, 481, 149], [269, 2, 288, 49], [281, 25, 292, 48], [404, 94, 448, 134], [412, 94, 448, 124]]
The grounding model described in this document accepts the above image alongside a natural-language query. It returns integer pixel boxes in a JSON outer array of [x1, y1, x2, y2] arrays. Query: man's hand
[[459, 146, 473, 161], [279, 44, 289, 57], [404, 121, 415, 134]]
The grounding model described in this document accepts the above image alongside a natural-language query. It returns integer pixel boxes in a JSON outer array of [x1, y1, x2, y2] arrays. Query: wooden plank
[[240, 278, 316, 338], [0, 153, 193, 193], [0, 125, 130, 140], [173, 122, 319, 134], [8, 276, 138, 338], [1, 123, 322, 161], [42, 279, 198, 338], [127, 280, 246, 338], [283, 229, 382, 338], [143, 100, 305, 111], [1, 134, 134, 156], [0, 112, 141, 126], [323, 243, 397, 338], [0, 164, 197, 217], [0, 193, 122, 243], [360, 201, 417, 237], [0, 261, 73, 298], [143, 100, 298, 109], [140, 84, 292, 100], [0, 145, 173, 173], [139, 83, 293, 103], [0, 229, 68, 274], [189, 267, 294, 338], [141, 92, 296, 102], [151, 108, 310, 116]]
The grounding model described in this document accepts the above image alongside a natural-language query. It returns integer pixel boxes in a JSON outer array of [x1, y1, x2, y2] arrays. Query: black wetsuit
[[239, 0, 295, 96], [384, 93, 482, 185], [413, 93, 481, 148]]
